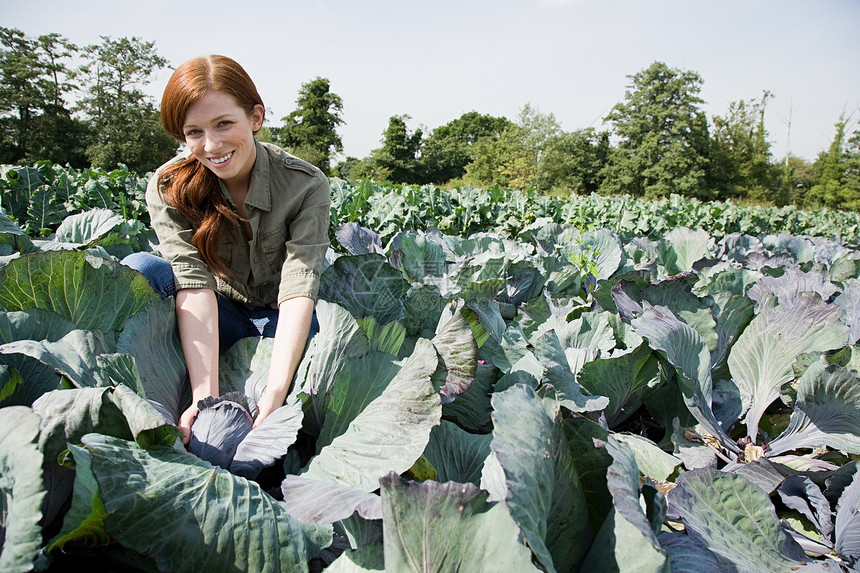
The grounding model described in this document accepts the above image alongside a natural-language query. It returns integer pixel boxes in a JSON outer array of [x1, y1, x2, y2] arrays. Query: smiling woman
[[122, 55, 331, 445], [181, 90, 263, 194]]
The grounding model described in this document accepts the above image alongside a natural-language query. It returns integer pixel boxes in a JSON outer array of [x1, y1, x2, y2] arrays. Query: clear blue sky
[[5, 0, 859, 163]]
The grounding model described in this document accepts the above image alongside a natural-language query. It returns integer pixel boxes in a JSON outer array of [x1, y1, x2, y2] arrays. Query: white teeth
[[211, 152, 233, 165]]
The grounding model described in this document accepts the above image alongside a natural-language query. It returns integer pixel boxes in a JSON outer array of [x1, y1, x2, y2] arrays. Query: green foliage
[[599, 61, 711, 200], [370, 114, 424, 183], [73, 36, 176, 173], [3, 173, 860, 570], [328, 178, 860, 246], [0, 27, 88, 167], [708, 91, 774, 202], [273, 77, 344, 176], [419, 111, 511, 185], [464, 105, 612, 197], [0, 162, 151, 238], [466, 103, 560, 191], [537, 128, 611, 196], [805, 115, 860, 211]]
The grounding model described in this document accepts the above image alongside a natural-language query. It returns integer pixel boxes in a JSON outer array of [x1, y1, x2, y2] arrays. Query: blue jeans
[[122, 252, 318, 354]]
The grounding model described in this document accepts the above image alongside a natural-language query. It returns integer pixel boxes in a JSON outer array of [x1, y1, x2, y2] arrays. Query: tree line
[[2, 27, 858, 211]]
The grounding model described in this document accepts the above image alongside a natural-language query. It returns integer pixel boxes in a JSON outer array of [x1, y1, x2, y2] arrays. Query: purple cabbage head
[[188, 392, 254, 469]]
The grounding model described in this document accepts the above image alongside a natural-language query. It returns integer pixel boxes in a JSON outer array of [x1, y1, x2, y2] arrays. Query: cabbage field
[[4, 163, 860, 572]]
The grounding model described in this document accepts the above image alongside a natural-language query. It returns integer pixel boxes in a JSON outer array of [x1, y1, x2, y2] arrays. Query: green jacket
[[146, 139, 331, 308]]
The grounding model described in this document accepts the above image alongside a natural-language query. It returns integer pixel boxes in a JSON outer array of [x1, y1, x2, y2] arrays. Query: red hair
[[156, 55, 264, 277]]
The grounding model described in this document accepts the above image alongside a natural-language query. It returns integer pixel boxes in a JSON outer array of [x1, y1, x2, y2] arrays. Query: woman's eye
[[184, 129, 201, 137], [218, 121, 232, 127]]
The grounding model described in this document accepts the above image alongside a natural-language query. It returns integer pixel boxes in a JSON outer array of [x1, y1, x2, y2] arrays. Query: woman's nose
[[203, 132, 221, 152]]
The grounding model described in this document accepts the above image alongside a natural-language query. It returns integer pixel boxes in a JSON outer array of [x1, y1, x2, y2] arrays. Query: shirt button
[[254, 256, 259, 262]]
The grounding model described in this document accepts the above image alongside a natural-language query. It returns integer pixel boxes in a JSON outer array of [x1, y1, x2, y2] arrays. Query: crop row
[[1, 194, 860, 570], [4, 161, 860, 245]]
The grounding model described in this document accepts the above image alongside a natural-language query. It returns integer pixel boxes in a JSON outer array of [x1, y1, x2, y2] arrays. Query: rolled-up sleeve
[[145, 165, 218, 292], [277, 171, 331, 304]]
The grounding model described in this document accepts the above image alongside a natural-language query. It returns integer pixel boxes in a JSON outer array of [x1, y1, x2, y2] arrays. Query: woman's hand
[[253, 385, 287, 428], [178, 403, 199, 445]]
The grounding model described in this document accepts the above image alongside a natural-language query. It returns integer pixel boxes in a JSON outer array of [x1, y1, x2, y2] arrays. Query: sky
[[4, 0, 860, 164]]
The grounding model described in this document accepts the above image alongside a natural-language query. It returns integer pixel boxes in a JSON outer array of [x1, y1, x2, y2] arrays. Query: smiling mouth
[[210, 151, 234, 165]]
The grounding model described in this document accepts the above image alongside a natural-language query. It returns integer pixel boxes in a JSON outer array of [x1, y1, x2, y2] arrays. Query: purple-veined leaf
[[658, 227, 714, 276], [631, 303, 738, 454], [0, 406, 45, 573], [379, 472, 540, 573], [768, 362, 860, 456], [318, 253, 409, 325], [230, 398, 303, 479], [281, 475, 382, 524], [430, 302, 478, 403], [671, 468, 806, 572], [834, 286, 860, 345], [578, 436, 668, 572], [835, 467, 860, 568], [762, 234, 815, 264], [657, 531, 735, 573], [824, 462, 860, 506], [301, 338, 441, 492], [776, 475, 834, 543], [729, 457, 799, 495], [748, 268, 838, 310], [389, 230, 447, 283], [62, 434, 332, 573], [335, 222, 385, 256], [728, 292, 848, 443], [490, 383, 592, 572]]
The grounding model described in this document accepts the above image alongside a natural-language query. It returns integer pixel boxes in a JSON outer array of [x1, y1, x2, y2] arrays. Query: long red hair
[[157, 55, 265, 277]]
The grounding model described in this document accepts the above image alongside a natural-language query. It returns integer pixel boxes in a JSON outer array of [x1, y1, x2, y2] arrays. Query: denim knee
[[121, 252, 176, 299]]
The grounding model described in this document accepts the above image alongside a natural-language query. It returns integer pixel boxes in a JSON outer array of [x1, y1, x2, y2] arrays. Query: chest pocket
[[219, 233, 234, 269], [258, 226, 288, 275]]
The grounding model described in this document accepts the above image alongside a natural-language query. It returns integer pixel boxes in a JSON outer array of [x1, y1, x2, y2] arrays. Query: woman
[[124, 55, 331, 444]]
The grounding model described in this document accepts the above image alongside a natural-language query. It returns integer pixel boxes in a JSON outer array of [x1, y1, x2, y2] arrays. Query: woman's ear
[[251, 104, 264, 132]]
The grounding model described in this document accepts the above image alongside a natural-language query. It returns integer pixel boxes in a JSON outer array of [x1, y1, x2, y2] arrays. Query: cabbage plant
[[3, 201, 860, 572]]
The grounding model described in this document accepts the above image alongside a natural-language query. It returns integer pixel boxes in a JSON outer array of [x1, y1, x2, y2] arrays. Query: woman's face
[[182, 90, 264, 189]]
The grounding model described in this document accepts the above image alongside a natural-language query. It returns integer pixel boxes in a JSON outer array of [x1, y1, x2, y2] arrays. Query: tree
[[464, 104, 606, 194], [419, 111, 511, 184], [465, 104, 561, 190], [74, 36, 175, 173], [776, 155, 816, 207], [708, 92, 774, 202], [805, 113, 860, 211], [273, 77, 344, 175], [0, 27, 87, 166], [501, 103, 564, 191], [599, 61, 711, 200], [370, 114, 423, 183], [536, 128, 611, 196]]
